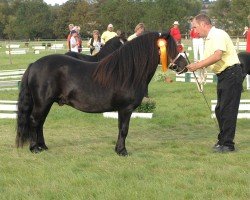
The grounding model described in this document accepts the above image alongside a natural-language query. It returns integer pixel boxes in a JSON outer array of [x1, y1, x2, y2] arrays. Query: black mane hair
[[93, 32, 178, 89]]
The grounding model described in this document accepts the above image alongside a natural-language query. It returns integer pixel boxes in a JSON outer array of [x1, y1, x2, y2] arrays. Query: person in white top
[[243, 26, 248, 40], [87, 30, 104, 55], [70, 30, 79, 52], [127, 23, 145, 41]]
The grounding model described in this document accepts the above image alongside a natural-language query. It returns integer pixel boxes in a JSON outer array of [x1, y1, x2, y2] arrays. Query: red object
[[170, 27, 181, 43], [177, 44, 183, 53], [190, 28, 200, 39], [247, 28, 250, 53]]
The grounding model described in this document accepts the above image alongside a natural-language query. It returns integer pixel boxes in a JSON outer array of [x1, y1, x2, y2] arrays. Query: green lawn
[[0, 41, 249, 200]]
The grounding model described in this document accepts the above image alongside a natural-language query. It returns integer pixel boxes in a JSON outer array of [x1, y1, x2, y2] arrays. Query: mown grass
[[0, 41, 249, 199]]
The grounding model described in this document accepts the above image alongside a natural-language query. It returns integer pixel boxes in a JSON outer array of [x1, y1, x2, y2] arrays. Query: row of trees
[[0, 0, 249, 40]]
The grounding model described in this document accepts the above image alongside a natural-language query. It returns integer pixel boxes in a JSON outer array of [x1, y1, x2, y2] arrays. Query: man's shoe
[[213, 144, 235, 153]]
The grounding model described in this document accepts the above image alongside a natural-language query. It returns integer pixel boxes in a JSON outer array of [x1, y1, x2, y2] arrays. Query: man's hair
[[194, 14, 212, 25]]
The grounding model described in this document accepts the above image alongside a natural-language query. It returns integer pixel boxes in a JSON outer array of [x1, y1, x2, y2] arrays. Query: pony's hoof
[[30, 145, 43, 154], [38, 144, 48, 151], [116, 149, 128, 156]]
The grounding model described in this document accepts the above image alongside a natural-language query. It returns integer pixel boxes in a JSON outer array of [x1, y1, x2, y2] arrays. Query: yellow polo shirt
[[204, 27, 240, 74], [101, 31, 117, 43]]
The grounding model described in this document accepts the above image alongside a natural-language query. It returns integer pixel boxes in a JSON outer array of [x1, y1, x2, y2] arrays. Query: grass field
[[0, 41, 249, 199]]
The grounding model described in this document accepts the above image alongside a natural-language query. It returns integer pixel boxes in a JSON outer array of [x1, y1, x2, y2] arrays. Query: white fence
[[176, 72, 217, 83], [211, 99, 250, 119], [0, 69, 25, 90], [0, 100, 18, 119], [235, 41, 246, 52], [246, 75, 250, 90], [176, 72, 250, 90]]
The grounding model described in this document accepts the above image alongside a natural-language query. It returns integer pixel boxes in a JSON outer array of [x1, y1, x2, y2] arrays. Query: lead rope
[[195, 68, 207, 92], [184, 51, 219, 131]]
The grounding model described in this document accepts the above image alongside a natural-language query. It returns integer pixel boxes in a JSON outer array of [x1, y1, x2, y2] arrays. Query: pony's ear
[[159, 32, 170, 40]]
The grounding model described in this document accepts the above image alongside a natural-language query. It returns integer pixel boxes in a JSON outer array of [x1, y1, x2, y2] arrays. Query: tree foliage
[[0, 0, 248, 39], [208, 0, 250, 35]]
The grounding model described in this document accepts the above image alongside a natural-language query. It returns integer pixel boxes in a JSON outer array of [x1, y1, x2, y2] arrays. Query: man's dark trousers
[[215, 64, 243, 148]]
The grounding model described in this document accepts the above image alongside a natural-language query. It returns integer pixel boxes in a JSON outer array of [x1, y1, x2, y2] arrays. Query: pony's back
[[65, 36, 125, 62]]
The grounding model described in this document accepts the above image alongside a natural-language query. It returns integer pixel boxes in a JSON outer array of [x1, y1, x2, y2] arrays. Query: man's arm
[[187, 50, 222, 72]]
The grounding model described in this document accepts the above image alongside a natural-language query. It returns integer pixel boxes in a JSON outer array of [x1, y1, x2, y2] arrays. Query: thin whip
[[184, 51, 219, 131]]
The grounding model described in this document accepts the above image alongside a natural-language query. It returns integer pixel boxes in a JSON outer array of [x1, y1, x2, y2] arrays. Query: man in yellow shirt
[[101, 24, 118, 43], [187, 14, 243, 153]]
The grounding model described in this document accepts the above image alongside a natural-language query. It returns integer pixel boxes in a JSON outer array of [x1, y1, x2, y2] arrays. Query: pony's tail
[[16, 64, 33, 148]]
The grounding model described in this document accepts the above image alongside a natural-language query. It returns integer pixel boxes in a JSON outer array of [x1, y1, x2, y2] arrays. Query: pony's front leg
[[115, 110, 132, 156]]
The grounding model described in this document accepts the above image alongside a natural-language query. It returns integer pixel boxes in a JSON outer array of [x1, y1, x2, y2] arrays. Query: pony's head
[[158, 32, 188, 74]]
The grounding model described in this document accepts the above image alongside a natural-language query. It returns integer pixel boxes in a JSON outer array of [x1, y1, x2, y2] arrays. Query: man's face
[[108, 27, 113, 31], [192, 19, 206, 37]]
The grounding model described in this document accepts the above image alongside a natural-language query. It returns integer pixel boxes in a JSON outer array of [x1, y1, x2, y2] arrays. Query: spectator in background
[[87, 30, 104, 55], [170, 21, 181, 44], [70, 30, 80, 52], [101, 24, 117, 43], [74, 26, 82, 53], [116, 29, 122, 36], [243, 26, 248, 41], [116, 29, 127, 42], [67, 24, 74, 52], [185, 17, 193, 39], [190, 27, 204, 62], [127, 23, 145, 41]]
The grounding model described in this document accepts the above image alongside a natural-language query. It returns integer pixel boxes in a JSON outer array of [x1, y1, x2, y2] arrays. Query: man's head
[[107, 24, 114, 31], [192, 14, 212, 37], [173, 21, 179, 27]]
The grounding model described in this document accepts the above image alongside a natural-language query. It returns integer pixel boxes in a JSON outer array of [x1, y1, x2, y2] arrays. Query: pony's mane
[[93, 32, 177, 89]]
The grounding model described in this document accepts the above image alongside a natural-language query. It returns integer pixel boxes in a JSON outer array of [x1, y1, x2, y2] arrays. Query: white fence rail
[[176, 72, 217, 83], [0, 69, 25, 90], [235, 41, 246, 51], [211, 99, 250, 119], [246, 75, 250, 90], [0, 100, 18, 119]]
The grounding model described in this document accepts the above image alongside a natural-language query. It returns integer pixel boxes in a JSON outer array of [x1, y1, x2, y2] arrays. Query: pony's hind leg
[[115, 110, 132, 156], [29, 103, 52, 153]]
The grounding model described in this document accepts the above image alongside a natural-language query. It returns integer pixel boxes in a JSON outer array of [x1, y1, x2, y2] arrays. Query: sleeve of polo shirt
[[213, 31, 227, 52]]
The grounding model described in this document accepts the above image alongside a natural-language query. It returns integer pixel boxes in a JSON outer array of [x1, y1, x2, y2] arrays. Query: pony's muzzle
[[169, 63, 178, 71], [169, 63, 188, 74]]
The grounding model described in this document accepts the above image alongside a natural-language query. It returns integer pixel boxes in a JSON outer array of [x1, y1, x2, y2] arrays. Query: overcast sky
[[44, 0, 68, 6]]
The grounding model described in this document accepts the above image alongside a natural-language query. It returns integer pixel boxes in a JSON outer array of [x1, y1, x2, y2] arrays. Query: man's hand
[[186, 63, 199, 72]]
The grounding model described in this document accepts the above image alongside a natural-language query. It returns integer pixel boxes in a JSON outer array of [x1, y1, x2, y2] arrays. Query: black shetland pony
[[65, 36, 126, 62], [16, 32, 188, 156], [238, 52, 250, 78]]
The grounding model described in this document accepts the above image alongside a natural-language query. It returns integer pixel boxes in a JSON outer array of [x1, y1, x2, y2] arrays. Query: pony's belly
[[69, 99, 114, 113]]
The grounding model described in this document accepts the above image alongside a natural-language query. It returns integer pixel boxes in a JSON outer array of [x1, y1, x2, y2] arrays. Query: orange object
[[157, 39, 167, 72]]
